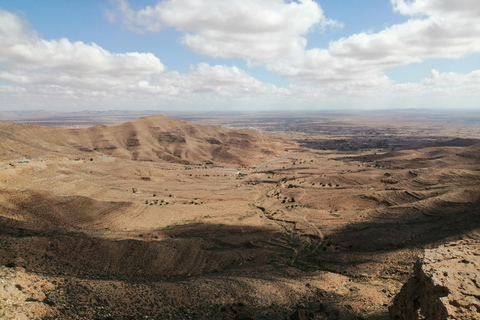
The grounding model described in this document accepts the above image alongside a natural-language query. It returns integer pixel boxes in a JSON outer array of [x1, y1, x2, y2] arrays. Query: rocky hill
[[389, 235, 480, 320], [0, 115, 291, 166], [1, 115, 479, 319]]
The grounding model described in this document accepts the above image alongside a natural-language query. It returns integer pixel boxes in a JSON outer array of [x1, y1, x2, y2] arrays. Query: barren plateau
[[0, 110, 479, 319]]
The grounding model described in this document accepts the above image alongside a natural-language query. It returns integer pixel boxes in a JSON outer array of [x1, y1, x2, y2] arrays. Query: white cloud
[[269, 0, 480, 85], [107, 0, 341, 63], [107, 0, 480, 88], [122, 63, 279, 97], [0, 85, 26, 93], [421, 69, 480, 95], [362, 69, 480, 109], [186, 63, 278, 95], [329, 13, 480, 61], [391, 0, 480, 18], [2, 1, 480, 111], [0, 10, 165, 76], [0, 8, 281, 110]]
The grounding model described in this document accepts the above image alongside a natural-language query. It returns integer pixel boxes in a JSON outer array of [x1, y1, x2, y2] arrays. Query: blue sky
[[0, 0, 479, 112]]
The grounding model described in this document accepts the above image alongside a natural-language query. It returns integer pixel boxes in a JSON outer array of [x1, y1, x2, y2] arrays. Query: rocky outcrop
[[389, 239, 480, 320]]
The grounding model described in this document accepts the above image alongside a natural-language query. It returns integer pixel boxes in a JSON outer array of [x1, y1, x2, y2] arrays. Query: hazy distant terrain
[[1, 111, 479, 319]]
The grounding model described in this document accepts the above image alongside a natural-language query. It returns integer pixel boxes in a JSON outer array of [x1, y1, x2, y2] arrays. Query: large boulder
[[389, 239, 480, 319]]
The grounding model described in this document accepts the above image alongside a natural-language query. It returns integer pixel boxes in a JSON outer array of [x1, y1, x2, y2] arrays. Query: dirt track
[[1, 115, 480, 319]]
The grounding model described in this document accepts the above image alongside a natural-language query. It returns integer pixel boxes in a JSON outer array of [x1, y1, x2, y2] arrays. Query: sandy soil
[[1, 114, 479, 319]]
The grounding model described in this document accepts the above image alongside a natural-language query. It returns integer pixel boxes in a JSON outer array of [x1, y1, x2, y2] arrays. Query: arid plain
[[1, 110, 480, 319]]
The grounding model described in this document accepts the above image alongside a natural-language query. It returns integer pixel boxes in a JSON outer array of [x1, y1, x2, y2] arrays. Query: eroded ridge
[[390, 237, 480, 320]]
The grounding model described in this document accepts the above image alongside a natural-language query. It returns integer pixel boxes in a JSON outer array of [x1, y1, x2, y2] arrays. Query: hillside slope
[[1, 116, 479, 319], [0, 115, 290, 166]]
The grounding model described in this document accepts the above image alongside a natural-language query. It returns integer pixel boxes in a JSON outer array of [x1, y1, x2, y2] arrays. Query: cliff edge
[[389, 238, 480, 319]]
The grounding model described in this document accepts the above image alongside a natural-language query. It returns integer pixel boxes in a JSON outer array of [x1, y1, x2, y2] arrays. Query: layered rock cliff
[[389, 238, 480, 320]]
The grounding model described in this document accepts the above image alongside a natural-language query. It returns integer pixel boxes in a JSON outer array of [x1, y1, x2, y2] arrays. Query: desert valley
[[1, 110, 479, 319]]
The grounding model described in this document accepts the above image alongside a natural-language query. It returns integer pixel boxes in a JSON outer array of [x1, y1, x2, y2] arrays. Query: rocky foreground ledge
[[389, 238, 480, 320]]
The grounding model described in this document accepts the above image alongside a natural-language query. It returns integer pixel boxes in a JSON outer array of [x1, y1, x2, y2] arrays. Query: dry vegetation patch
[[1, 113, 479, 319]]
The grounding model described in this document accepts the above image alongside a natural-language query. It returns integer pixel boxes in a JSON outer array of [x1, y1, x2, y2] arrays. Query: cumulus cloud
[[366, 68, 480, 109], [391, 0, 480, 18], [121, 63, 279, 97], [421, 69, 480, 96], [0, 9, 165, 75], [2, 1, 480, 111], [107, 0, 341, 63], [0, 8, 281, 110], [107, 0, 480, 93], [0, 8, 166, 108], [330, 7, 480, 61], [183, 63, 278, 95], [269, 0, 480, 85]]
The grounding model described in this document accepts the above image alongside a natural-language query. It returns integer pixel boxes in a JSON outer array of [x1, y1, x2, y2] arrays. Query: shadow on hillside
[[0, 220, 290, 280], [308, 193, 480, 275], [257, 166, 313, 174], [1, 217, 389, 319], [2, 188, 480, 319], [3, 188, 479, 280], [296, 136, 480, 152], [332, 144, 480, 172], [0, 189, 133, 230]]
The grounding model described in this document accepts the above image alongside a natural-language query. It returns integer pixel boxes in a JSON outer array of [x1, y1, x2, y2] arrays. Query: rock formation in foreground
[[389, 238, 480, 320]]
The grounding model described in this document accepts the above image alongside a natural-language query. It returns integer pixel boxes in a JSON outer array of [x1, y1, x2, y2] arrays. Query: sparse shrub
[[43, 299, 55, 306]]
